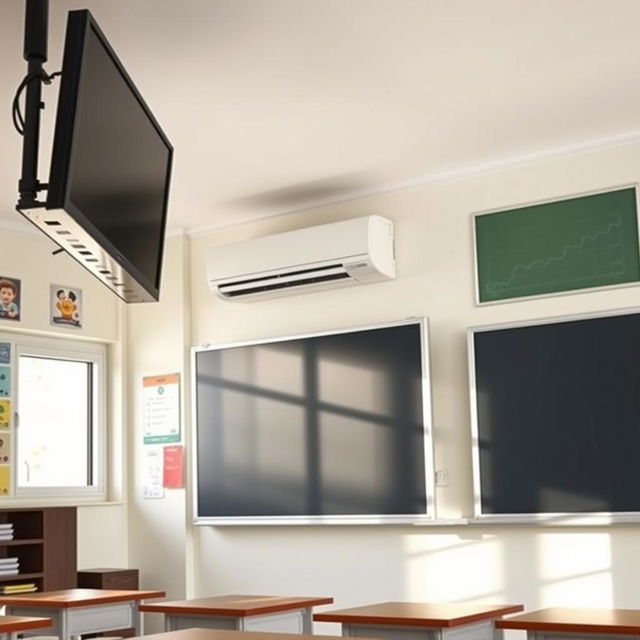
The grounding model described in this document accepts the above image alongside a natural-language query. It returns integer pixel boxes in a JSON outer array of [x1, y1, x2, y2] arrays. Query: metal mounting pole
[[17, 0, 49, 209]]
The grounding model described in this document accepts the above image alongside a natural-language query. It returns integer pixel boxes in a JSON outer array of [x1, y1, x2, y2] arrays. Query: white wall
[[181, 140, 640, 622], [127, 235, 190, 631], [9, 138, 638, 619], [0, 228, 119, 341]]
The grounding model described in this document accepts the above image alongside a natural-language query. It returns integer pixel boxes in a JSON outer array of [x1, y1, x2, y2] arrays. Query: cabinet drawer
[[102, 572, 138, 589]]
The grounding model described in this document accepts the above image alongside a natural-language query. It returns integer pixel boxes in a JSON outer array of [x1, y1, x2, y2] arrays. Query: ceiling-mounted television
[[192, 318, 434, 525], [18, 9, 173, 303]]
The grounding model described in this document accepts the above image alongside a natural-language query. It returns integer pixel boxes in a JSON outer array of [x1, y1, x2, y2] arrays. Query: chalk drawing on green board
[[485, 217, 625, 295], [475, 188, 640, 303]]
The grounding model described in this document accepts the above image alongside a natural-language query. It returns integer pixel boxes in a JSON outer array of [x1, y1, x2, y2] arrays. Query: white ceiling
[[2, 0, 640, 235]]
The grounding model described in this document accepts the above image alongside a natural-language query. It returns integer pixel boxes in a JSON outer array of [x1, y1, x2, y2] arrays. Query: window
[[1, 333, 106, 500]]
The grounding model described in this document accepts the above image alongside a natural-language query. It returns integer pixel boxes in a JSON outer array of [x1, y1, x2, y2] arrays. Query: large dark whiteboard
[[470, 312, 640, 517], [193, 319, 432, 524]]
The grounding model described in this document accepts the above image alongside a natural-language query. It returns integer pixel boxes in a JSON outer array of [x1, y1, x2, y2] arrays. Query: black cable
[[11, 69, 61, 135]]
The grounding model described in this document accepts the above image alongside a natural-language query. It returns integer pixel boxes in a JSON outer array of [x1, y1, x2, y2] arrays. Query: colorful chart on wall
[[0, 367, 10, 397], [0, 434, 10, 464], [0, 466, 9, 495], [0, 400, 10, 430], [143, 373, 180, 444], [474, 187, 640, 303]]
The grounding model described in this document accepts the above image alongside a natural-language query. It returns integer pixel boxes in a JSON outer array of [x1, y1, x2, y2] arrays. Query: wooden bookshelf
[[0, 507, 76, 592]]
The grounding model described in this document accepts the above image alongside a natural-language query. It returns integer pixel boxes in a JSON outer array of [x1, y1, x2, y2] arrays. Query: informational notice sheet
[[143, 373, 180, 444], [142, 445, 164, 499], [163, 445, 184, 488]]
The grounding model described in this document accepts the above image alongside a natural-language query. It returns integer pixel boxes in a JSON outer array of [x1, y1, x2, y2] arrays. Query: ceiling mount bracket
[[17, 0, 49, 210]]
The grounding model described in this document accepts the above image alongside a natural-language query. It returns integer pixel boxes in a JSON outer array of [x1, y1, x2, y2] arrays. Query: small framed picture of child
[[50, 285, 83, 328], [0, 277, 21, 322]]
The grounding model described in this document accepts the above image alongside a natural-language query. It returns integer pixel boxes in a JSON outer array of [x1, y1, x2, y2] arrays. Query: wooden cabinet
[[0, 507, 77, 592], [77, 568, 139, 590], [77, 568, 140, 638]]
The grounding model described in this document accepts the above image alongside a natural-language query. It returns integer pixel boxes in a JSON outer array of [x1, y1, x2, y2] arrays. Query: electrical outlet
[[435, 468, 449, 487]]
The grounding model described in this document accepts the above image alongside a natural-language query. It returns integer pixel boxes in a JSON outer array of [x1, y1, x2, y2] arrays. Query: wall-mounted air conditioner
[[207, 215, 395, 301]]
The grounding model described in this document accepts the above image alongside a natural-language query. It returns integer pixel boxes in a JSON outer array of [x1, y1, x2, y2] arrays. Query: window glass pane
[[17, 356, 91, 487]]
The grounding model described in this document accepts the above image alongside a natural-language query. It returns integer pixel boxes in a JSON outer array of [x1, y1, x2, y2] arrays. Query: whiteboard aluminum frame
[[471, 183, 640, 306], [468, 305, 640, 524], [191, 316, 435, 526]]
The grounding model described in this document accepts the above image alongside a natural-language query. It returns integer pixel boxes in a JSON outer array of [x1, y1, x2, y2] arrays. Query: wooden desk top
[[0, 615, 53, 632], [0, 588, 166, 608], [314, 602, 524, 628], [130, 628, 377, 640], [139, 594, 334, 617], [496, 608, 640, 635]]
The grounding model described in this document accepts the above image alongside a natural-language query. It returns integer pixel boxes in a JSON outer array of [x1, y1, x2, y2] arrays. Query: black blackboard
[[193, 320, 430, 523], [475, 188, 640, 303], [471, 312, 640, 516]]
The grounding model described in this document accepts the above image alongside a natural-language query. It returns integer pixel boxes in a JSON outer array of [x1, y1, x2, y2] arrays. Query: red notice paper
[[163, 445, 184, 488]]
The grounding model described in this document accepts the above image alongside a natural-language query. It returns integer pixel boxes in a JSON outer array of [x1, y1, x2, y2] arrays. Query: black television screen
[[470, 311, 640, 520], [20, 9, 172, 303], [193, 319, 434, 524]]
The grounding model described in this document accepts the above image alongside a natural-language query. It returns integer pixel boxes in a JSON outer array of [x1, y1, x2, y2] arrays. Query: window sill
[[0, 497, 124, 508]]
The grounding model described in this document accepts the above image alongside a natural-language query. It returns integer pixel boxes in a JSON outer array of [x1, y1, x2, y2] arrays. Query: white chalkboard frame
[[191, 316, 436, 526]]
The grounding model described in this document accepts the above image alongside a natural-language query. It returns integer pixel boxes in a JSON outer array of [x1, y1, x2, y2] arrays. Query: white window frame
[[2, 332, 107, 502]]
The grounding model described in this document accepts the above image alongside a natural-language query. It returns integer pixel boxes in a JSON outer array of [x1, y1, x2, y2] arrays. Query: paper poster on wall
[[50, 285, 83, 328], [0, 434, 10, 464], [0, 277, 20, 322], [0, 344, 10, 364], [142, 445, 164, 499], [143, 373, 180, 444], [0, 466, 10, 495], [0, 400, 10, 430], [163, 445, 184, 488], [0, 367, 10, 398]]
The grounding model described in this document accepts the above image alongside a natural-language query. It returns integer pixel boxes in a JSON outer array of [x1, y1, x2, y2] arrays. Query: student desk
[[314, 601, 525, 640], [496, 607, 640, 640], [139, 595, 334, 634], [0, 588, 165, 640], [0, 615, 52, 640], [129, 628, 379, 640]]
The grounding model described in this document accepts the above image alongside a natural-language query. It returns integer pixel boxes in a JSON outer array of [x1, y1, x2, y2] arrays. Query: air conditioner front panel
[[207, 216, 384, 281], [207, 215, 395, 300]]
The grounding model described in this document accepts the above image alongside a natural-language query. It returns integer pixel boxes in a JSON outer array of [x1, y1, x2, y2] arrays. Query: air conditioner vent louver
[[222, 263, 345, 289], [208, 215, 395, 301], [219, 267, 350, 299]]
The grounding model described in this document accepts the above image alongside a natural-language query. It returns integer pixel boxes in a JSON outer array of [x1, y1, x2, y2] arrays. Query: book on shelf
[[0, 583, 36, 594], [0, 534, 14, 541], [0, 557, 19, 564], [0, 563, 19, 571], [0, 568, 19, 576], [0, 523, 14, 529]]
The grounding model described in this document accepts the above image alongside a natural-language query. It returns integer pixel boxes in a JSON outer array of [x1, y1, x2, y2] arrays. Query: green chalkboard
[[475, 187, 640, 303]]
